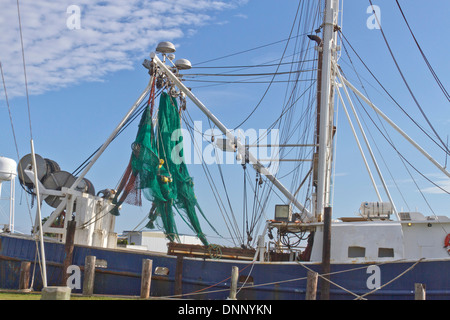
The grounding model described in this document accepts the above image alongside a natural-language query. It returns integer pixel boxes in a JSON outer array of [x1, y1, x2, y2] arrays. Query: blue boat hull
[[0, 234, 449, 299]]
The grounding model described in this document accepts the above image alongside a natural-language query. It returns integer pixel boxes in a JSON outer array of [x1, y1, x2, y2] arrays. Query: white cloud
[[234, 13, 248, 19], [420, 180, 450, 194], [0, 0, 248, 98]]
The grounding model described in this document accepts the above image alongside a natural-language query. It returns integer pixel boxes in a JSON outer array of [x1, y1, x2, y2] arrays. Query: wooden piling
[[228, 266, 239, 300], [62, 219, 76, 286], [82, 255, 96, 296], [175, 255, 183, 296], [320, 206, 332, 300], [306, 270, 318, 300], [140, 259, 153, 299], [19, 261, 31, 291], [415, 283, 426, 300]]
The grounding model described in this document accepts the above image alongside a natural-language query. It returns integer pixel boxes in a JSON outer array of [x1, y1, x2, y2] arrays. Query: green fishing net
[[110, 91, 216, 246]]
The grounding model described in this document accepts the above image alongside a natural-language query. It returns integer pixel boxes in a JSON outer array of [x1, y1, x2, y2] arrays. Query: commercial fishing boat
[[0, 0, 449, 300]]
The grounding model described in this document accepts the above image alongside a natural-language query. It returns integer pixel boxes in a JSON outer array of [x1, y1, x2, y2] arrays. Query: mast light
[[175, 58, 192, 70], [156, 41, 176, 54]]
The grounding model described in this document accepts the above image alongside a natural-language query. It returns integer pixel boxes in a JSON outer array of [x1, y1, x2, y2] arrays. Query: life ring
[[445, 234, 450, 253]]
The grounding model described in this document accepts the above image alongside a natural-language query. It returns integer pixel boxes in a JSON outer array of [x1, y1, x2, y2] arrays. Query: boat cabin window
[[348, 246, 365, 258], [378, 247, 394, 258]]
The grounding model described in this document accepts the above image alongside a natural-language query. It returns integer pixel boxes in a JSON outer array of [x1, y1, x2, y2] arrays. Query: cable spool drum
[[42, 171, 95, 208], [44, 158, 60, 176], [17, 153, 47, 187], [76, 177, 95, 197], [42, 171, 75, 208]]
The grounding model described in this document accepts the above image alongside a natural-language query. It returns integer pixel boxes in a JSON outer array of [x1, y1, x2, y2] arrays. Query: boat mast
[[315, 0, 339, 221]]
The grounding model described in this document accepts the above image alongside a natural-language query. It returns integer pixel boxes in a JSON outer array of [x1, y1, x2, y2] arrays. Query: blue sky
[[0, 0, 449, 246]]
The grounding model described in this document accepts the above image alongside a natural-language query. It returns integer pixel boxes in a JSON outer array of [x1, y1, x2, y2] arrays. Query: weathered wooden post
[[228, 266, 239, 300], [140, 259, 153, 299], [306, 270, 318, 300], [82, 255, 96, 296], [415, 283, 426, 300], [320, 206, 332, 300], [19, 261, 31, 291], [175, 255, 183, 296], [62, 219, 76, 286]]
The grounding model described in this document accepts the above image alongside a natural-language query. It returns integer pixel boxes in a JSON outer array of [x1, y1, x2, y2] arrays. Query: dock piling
[[415, 283, 426, 300], [306, 270, 318, 300], [82, 255, 96, 296], [228, 266, 239, 300], [62, 219, 76, 286], [140, 259, 153, 299], [19, 261, 31, 291]]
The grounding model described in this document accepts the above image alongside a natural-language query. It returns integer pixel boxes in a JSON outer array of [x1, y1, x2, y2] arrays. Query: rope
[[162, 261, 256, 299], [156, 257, 427, 300], [296, 257, 425, 300], [354, 258, 425, 300], [296, 261, 366, 299]]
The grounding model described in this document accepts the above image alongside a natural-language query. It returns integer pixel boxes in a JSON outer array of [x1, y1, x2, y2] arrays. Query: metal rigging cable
[[184, 69, 317, 78], [71, 89, 163, 177], [338, 31, 449, 156], [186, 52, 316, 91], [356, 89, 450, 195], [339, 39, 412, 210], [190, 59, 317, 69], [240, 1, 320, 225], [182, 109, 243, 246], [193, 32, 312, 66], [231, 0, 304, 130], [368, 0, 450, 155], [395, 0, 450, 103], [185, 78, 316, 85], [16, 0, 32, 140], [339, 60, 450, 195], [338, 39, 449, 210]]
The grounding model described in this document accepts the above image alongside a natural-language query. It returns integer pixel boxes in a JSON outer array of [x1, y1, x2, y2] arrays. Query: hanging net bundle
[[110, 89, 216, 246]]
